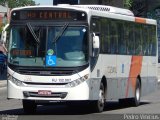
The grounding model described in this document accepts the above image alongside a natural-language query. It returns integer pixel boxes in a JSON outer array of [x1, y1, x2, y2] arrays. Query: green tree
[[0, 0, 35, 8], [0, 0, 35, 35], [124, 0, 133, 9]]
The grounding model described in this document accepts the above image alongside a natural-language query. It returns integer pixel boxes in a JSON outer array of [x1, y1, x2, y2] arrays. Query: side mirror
[[93, 33, 100, 49]]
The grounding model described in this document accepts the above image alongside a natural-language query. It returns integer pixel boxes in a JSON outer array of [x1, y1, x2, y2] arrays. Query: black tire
[[23, 100, 37, 114], [130, 79, 141, 106], [92, 83, 105, 112]]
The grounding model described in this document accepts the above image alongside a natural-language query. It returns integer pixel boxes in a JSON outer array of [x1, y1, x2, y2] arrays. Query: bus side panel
[[90, 54, 102, 100], [90, 54, 118, 100], [100, 54, 118, 100], [106, 78, 118, 100], [89, 78, 102, 100], [140, 56, 148, 96], [97, 54, 135, 100], [116, 55, 135, 99], [141, 56, 158, 96], [90, 54, 157, 100]]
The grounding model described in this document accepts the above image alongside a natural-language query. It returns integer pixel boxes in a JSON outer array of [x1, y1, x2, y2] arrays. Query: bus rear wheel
[[130, 79, 141, 106], [23, 100, 37, 114], [92, 83, 105, 112], [119, 78, 141, 107]]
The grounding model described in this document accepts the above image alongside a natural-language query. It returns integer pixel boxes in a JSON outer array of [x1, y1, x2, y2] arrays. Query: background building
[[0, 5, 8, 27]]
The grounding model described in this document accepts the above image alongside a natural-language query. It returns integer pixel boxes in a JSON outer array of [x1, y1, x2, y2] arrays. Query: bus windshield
[[8, 24, 88, 67]]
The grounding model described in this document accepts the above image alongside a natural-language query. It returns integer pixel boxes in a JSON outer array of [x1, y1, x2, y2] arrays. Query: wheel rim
[[136, 87, 140, 101], [98, 88, 105, 109]]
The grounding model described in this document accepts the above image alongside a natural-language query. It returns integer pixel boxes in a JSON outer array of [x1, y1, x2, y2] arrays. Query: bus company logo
[[107, 66, 117, 74]]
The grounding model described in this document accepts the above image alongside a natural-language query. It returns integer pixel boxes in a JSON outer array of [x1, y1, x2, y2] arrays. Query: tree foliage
[[0, 0, 35, 8], [124, 0, 133, 9]]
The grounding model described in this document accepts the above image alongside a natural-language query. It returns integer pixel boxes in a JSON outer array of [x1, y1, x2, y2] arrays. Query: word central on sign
[[27, 11, 71, 19]]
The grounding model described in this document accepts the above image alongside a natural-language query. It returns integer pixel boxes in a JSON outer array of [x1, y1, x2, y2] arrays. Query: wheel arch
[[101, 76, 107, 99], [137, 75, 142, 88]]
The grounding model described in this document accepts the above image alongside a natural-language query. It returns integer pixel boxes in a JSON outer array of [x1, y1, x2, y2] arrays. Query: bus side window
[[142, 25, 149, 56], [135, 24, 143, 55], [100, 18, 110, 53], [124, 23, 134, 55], [125, 23, 135, 55], [149, 26, 157, 56], [117, 21, 126, 55], [109, 20, 118, 54]]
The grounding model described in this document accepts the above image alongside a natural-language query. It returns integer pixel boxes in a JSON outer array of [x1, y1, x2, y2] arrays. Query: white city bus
[[6, 5, 158, 113]]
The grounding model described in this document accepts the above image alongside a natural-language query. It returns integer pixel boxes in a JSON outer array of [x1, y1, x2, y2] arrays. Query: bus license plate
[[38, 90, 52, 95]]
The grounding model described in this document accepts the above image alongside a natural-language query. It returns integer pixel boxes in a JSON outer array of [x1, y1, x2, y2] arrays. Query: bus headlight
[[66, 74, 89, 87], [7, 73, 12, 80], [8, 74, 25, 86], [12, 77, 24, 86]]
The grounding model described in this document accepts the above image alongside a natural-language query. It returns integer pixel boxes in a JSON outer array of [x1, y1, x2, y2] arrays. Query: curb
[[0, 80, 7, 88]]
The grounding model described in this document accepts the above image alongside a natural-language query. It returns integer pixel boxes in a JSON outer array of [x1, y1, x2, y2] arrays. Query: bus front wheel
[[23, 100, 37, 114], [92, 82, 105, 112]]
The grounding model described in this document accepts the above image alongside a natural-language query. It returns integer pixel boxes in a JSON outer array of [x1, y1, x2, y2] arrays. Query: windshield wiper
[[27, 23, 40, 45], [53, 23, 69, 43]]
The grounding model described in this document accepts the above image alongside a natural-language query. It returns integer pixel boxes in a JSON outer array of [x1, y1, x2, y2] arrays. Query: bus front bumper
[[7, 80, 91, 101]]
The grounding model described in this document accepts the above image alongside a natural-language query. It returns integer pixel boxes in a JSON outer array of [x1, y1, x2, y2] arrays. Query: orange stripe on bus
[[125, 56, 143, 98], [135, 17, 146, 24]]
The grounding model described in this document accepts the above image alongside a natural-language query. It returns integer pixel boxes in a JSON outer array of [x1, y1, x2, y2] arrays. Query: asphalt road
[[0, 86, 160, 120], [1, 66, 160, 120]]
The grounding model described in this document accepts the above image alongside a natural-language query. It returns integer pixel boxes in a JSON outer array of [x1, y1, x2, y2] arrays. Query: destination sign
[[11, 10, 87, 21]]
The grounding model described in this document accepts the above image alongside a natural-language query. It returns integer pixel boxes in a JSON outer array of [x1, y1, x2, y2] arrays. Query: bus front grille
[[23, 91, 67, 99], [17, 69, 74, 76]]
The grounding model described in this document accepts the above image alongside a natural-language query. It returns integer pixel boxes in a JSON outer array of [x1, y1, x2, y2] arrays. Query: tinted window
[[101, 18, 110, 53], [125, 23, 135, 55], [109, 20, 118, 54], [135, 24, 142, 55], [117, 21, 126, 54], [149, 26, 157, 56]]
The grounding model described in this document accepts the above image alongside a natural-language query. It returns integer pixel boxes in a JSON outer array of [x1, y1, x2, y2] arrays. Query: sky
[[34, 0, 53, 5]]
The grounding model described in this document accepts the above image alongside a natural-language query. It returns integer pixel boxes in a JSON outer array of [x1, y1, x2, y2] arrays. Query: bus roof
[[74, 5, 134, 16], [11, 5, 134, 16], [11, 5, 156, 25]]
